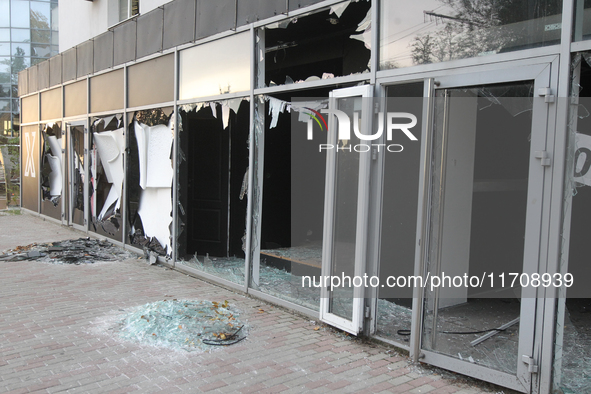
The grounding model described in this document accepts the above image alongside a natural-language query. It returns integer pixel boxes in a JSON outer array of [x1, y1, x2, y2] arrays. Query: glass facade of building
[[1, 0, 58, 137]]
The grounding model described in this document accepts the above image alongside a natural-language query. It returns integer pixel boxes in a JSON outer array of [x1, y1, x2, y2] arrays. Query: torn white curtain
[[46, 135, 63, 197], [134, 118, 174, 254], [134, 120, 174, 189], [268, 97, 288, 128], [93, 127, 125, 220]]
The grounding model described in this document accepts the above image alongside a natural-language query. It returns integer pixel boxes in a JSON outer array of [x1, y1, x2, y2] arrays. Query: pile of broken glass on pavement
[[0, 238, 135, 264], [117, 299, 247, 351]]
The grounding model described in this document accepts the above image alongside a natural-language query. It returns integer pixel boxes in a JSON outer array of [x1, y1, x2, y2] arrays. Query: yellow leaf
[[314, 326, 320, 331], [178, 325, 182, 329], [220, 333, 227, 340]]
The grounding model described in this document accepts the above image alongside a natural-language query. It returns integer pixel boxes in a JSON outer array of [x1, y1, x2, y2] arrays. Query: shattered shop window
[[89, 114, 125, 241], [176, 99, 250, 285], [40, 122, 62, 221], [127, 107, 174, 258], [258, 0, 371, 88]]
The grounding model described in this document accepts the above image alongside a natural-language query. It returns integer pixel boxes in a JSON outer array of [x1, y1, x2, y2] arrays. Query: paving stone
[[0, 214, 510, 394]]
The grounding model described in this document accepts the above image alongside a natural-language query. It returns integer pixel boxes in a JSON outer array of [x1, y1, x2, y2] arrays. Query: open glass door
[[66, 121, 87, 230], [320, 85, 372, 334], [418, 64, 553, 392]]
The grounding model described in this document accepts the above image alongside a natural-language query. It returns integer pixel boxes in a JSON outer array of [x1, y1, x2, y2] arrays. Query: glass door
[[418, 64, 553, 392], [66, 121, 87, 230], [320, 85, 372, 334]]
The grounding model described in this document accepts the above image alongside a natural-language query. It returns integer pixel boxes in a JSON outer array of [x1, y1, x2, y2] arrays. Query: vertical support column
[[410, 78, 435, 361], [244, 25, 256, 293], [172, 48, 179, 266], [370, 0, 378, 85], [540, 0, 577, 392], [122, 66, 128, 245]]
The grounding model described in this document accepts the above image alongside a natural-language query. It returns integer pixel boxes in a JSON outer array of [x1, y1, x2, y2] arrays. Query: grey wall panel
[[38, 60, 50, 90], [49, 55, 62, 87], [237, 0, 287, 26], [94, 31, 114, 72], [136, 8, 163, 59], [62, 48, 77, 82], [18, 69, 28, 96], [77, 41, 94, 78], [196, 0, 236, 39], [29, 65, 38, 93], [163, 0, 195, 50], [288, 0, 323, 11], [114, 20, 136, 65]]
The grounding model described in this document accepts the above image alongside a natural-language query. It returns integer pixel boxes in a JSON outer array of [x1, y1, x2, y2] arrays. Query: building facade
[[17, 0, 591, 393], [0, 0, 58, 208]]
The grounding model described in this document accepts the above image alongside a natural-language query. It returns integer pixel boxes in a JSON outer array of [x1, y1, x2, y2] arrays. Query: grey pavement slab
[[0, 213, 513, 393]]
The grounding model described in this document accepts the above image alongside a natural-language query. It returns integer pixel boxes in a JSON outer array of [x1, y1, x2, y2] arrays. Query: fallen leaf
[[178, 325, 182, 329], [314, 326, 320, 331]]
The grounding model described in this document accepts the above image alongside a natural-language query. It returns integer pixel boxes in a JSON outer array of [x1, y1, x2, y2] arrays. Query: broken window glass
[[127, 107, 174, 257], [248, 90, 335, 312], [422, 83, 534, 374], [89, 114, 124, 241], [69, 125, 85, 227], [40, 122, 62, 220], [176, 98, 250, 285], [179, 32, 251, 100], [376, 83, 423, 341], [118, 299, 247, 352], [553, 54, 591, 394], [258, 1, 371, 88], [380, 0, 562, 70]]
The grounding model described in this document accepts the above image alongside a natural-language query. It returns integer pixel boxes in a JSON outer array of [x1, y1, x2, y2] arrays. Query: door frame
[[406, 59, 558, 393], [320, 84, 373, 334], [65, 119, 88, 231]]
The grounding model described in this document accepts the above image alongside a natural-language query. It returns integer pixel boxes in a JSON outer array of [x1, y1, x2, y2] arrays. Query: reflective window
[[31, 29, 51, 44], [11, 0, 30, 29], [0, 43, 9, 56], [0, 28, 9, 41], [0, 61, 9, 74], [30, 1, 51, 30], [0, 0, 8, 27], [179, 33, 251, 100], [13, 43, 30, 57], [380, 0, 562, 69], [11, 28, 30, 42]]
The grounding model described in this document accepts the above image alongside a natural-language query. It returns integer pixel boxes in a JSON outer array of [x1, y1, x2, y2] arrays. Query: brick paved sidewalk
[[0, 214, 509, 393]]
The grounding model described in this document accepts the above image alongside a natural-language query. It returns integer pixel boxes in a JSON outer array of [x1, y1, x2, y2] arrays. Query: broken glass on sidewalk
[[0, 238, 135, 264], [117, 299, 247, 351]]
